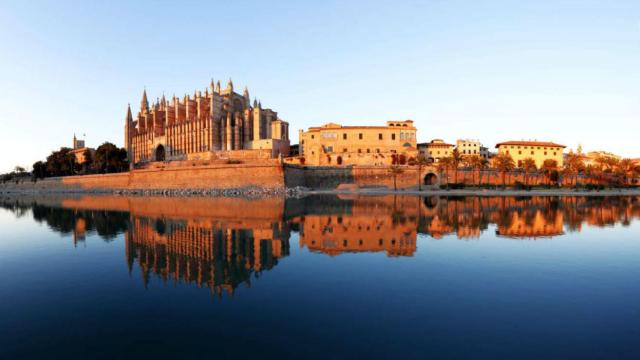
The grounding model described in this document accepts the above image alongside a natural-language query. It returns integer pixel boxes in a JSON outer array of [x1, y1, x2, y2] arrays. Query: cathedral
[[124, 79, 290, 166]]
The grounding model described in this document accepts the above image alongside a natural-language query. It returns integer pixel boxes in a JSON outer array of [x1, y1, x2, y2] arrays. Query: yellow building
[[495, 140, 565, 168], [418, 139, 454, 163], [583, 150, 622, 167], [295, 120, 417, 166]]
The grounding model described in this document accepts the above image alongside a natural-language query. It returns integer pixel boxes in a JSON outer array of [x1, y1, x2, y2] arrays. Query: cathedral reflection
[[1, 194, 639, 294], [125, 216, 290, 295]]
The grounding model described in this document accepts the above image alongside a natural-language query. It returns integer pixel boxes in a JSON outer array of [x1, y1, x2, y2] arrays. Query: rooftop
[[495, 140, 566, 148]]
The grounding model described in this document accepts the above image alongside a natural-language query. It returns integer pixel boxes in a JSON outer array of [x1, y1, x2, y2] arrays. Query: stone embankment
[[0, 184, 309, 199]]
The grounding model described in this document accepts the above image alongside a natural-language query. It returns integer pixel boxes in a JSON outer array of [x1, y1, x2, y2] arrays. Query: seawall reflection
[[1, 195, 639, 293]]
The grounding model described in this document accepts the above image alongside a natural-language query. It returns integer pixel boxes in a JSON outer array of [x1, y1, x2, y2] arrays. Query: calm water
[[1, 195, 640, 359]]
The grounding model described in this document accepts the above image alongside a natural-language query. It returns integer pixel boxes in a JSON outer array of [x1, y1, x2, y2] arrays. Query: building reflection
[[1, 194, 639, 293], [114, 197, 291, 296]]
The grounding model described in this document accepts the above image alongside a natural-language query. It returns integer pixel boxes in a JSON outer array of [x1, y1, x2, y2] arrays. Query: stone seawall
[[284, 165, 434, 189], [284, 165, 354, 189], [2, 163, 617, 196], [0, 162, 285, 194]]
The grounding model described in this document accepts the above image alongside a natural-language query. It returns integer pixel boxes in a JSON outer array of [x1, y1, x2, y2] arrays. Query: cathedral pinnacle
[[126, 103, 133, 122], [140, 88, 149, 112], [227, 78, 233, 91]]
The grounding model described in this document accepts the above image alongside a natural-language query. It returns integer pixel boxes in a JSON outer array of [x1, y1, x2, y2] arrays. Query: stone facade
[[456, 139, 484, 157], [125, 79, 290, 166], [496, 140, 565, 168], [418, 139, 454, 163], [292, 120, 417, 166], [68, 134, 94, 165]]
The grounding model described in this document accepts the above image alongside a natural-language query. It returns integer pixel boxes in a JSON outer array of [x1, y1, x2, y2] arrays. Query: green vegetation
[[29, 142, 128, 180]]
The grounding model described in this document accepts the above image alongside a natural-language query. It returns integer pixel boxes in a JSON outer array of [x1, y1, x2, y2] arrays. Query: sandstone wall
[[284, 165, 354, 189], [0, 162, 284, 193]]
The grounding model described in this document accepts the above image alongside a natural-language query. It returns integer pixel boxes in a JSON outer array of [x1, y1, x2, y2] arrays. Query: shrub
[[513, 181, 531, 190]]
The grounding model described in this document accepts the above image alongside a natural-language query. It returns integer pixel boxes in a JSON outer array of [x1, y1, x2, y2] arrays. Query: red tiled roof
[[495, 141, 565, 148]]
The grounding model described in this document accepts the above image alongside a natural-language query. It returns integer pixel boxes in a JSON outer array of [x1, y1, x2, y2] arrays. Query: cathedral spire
[[227, 78, 233, 92], [140, 88, 149, 112], [215, 80, 221, 94], [126, 103, 133, 123]]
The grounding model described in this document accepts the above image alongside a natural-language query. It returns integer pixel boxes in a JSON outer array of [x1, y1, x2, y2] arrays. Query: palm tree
[[388, 164, 404, 191], [521, 158, 537, 188], [563, 151, 585, 187], [617, 158, 634, 186], [450, 149, 463, 184], [494, 153, 515, 187], [541, 159, 558, 187], [464, 155, 482, 186], [414, 154, 430, 191], [436, 157, 451, 187]]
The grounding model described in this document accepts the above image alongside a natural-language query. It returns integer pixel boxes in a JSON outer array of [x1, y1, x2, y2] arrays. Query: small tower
[[227, 78, 233, 92], [140, 89, 149, 113], [243, 86, 250, 107], [215, 80, 221, 94], [124, 103, 134, 166]]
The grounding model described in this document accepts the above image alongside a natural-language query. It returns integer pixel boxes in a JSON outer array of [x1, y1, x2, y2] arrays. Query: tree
[[81, 149, 94, 174], [46, 148, 78, 177], [388, 165, 404, 191], [436, 157, 452, 187], [617, 158, 635, 186], [521, 158, 537, 187], [450, 149, 463, 184], [32, 161, 47, 180], [14, 166, 26, 174], [464, 155, 483, 186], [563, 152, 585, 187], [541, 159, 558, 187], [494, 153, 515, 187], [414, 154, 430, 191], [93, 142, 128, 174]]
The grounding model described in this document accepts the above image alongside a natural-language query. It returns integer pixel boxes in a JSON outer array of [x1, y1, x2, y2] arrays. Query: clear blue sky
[[1, 0, 638, 172]]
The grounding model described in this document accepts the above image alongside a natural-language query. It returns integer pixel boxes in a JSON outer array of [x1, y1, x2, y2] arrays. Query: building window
[[343, 148, 347, 152], [343, 133, 347, 140], [311, 135, 314, 139], [544, 152, 547, 155], [376, 149, 380, 153], [359, 133, 363, 140], [378, 133, 383, 140], [367, 149, 370, 153], [518, 151, 522, 155], [358, 149, 362, 153], [553, 152, 557, 155], [392, 134, 396, 140], [531, 151, 534, 155]]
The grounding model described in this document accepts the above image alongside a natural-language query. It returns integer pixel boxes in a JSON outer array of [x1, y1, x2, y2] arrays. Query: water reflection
[[1, 195, 639, 292]]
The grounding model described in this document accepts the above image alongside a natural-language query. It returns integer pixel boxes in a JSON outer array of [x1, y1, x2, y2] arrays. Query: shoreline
[[1, 186, 639, 198], [303, 187, 640, 197]]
